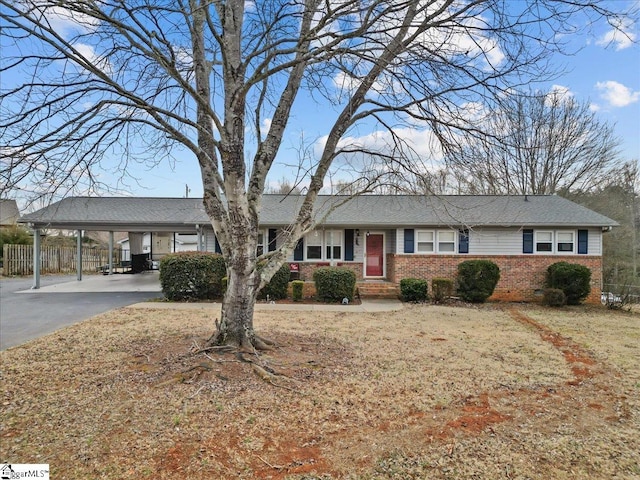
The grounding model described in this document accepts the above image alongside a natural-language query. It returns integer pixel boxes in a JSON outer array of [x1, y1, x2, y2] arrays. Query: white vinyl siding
[[467, 228, 522, 255]]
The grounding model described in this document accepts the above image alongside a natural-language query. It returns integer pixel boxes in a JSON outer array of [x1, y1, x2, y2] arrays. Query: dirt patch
[[1, 304, 638, 479]]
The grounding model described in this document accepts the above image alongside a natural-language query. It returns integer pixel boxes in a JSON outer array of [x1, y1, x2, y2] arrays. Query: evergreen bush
[[400, 278, 429, 302], [258, 264, 290, 300], [456, 260, 500, 303], [432, 278, 454, 303], [313, 267, 356, 303], [292, 280, 304, 302], [542, 288, 566, 307], [159, 252, 226, 301], [546, 262, 591, 305]]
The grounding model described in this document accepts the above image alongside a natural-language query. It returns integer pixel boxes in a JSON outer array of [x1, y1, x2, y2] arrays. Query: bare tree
[[0, 1, 634, 349], [444, 89, 622, 194]]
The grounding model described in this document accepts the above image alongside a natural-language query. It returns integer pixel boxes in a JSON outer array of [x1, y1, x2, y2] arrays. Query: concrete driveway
[[0, 273, 162, 350]]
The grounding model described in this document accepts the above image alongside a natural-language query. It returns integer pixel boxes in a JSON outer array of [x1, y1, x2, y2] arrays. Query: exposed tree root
[[251, 363, 296, 391]]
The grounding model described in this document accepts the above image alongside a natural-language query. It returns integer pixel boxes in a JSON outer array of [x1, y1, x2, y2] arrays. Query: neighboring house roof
[[0, 199, 20, 226], [19, 194, 618, 231]]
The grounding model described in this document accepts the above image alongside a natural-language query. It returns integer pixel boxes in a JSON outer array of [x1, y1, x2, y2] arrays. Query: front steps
[[357, 281, 400, 300]]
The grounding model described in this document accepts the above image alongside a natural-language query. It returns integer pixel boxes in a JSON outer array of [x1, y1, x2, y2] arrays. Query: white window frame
[[256, 230, 265, 257], [416, 230, 435, 253], [437, 230, 456, 253], [556, 230, 575, 254], [305, 230, 323, 260], [535, 230, 554, 253], [324, 230, 343, 261]]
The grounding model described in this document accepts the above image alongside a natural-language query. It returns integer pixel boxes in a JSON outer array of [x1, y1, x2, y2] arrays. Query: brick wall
[[388, 254, 603, 304]]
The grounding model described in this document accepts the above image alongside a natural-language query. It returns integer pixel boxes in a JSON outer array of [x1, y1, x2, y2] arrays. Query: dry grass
[[1, 303, 638, 479]]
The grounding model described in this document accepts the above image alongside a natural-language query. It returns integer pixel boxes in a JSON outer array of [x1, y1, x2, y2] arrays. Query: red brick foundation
[[388, 254, 603, 304]]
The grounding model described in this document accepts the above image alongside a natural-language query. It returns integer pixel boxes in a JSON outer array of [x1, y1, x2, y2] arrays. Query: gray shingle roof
[[19, 194, 617, 230]]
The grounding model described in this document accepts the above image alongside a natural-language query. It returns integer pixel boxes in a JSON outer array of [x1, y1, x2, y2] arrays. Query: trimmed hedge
[[313, 267, 356, 303], [292, 280, 304, 302], [432, 278, 454, 303], [159, 252, 226, 301], [400, 278, 429, 302], [258, 264, 291, 300], [456, 260, 500, 303], [543, 288, 566, 307], [546, 262, 591, 305]]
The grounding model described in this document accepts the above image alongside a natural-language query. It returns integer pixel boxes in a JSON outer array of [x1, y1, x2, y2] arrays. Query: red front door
[[365, 234, 384, 277]]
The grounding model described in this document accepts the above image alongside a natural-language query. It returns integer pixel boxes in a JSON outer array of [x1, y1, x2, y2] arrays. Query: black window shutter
[[293, 238, 304, 261], [268, 228, 277, 252], [578, 229, 588, 254], [459, 229, 469, 254], [344, 229, 354, 261], [404, 229, 415, 253], [523, 229, 533, 254], [214, 236, 222, 254]]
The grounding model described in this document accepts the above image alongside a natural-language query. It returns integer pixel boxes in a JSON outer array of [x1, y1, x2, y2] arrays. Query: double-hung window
[[556, 231, 575, 253], [535, 231, 553, 252], [256, 232, 264, 257], [437, 231, 456, 253], [325, 230, 342, 260], [306, 232, 323, 260], [416, 230, 434, 253]]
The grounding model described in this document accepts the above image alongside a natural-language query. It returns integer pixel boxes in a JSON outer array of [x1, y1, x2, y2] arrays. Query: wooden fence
[[2, 244, 121, 275]]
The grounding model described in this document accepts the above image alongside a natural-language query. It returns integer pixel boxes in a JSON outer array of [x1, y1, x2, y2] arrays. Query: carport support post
[[32, 227, 41, 289], [76, 229, 82, 281], [108, 231, 114, 275]]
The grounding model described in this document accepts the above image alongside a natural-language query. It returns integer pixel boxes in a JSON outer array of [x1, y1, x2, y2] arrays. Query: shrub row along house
[[20, 195, 616, 303]]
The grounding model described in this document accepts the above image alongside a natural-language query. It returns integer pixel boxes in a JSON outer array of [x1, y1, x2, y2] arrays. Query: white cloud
[[315, 126, 445, 164], [72, 43, 112, 75], [595, 80, 640, 107], [596, 18, 636, 51], [28, 3, 100, 36], [545, 85, 574, 107], [260, 118, 272, 137]]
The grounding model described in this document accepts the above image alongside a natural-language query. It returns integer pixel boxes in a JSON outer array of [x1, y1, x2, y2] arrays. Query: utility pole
[[185, 184, 190, 198]]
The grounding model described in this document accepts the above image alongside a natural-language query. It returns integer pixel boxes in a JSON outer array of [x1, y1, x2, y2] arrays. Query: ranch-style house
[[20, 194, 617, 303]]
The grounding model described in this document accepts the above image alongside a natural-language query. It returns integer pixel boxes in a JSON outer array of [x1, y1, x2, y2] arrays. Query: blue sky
[[133, 9, 640, 199], [3, 2, 639, 205]]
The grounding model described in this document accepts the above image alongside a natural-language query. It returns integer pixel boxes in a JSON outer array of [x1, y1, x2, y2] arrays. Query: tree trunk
[[213, 265, 260, 349]]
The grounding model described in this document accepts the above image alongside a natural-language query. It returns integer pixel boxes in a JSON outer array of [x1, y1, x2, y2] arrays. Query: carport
[[19, 197, 212, 289]]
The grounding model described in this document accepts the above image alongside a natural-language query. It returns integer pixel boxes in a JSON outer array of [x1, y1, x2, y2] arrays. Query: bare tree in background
[[444, 89, 622, 195], [0, 1, 634, 350]]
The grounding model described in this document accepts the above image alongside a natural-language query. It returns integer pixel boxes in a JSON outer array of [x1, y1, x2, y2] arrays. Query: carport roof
[[19, 194, 617, 231]]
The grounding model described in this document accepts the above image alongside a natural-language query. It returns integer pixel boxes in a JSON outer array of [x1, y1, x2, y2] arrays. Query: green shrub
[[542, 288, 566, 307], [313, 267, 356, 303], [456, 260, 500, 303], [159, 252, 226, 301], [292, 280, 304, 302], [546, 262, 591, 305], [258, 264, 290, 300], [400, 278, 429, 302], [432, 278, 454, 303]]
